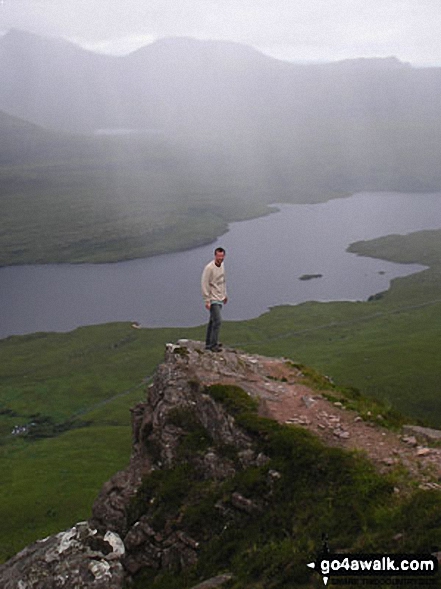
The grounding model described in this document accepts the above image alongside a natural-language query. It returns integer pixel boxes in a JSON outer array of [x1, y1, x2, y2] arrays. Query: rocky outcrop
[[90, 341, 268, 577], [0, 522, 125, 589], [402, 424, 441, 443], [3, 339, 441, 588], [91, 342, 264, 535]]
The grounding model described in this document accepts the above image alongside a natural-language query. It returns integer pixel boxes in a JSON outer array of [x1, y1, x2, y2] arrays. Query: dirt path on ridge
[[179, 340, 441, 491]]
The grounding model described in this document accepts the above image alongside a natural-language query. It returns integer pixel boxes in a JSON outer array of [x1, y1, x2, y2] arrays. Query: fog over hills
[[1, 29, 441, 135], [2, 30, 440, 190], [0, 109, 94, 165], [1, 29, 441, 265]]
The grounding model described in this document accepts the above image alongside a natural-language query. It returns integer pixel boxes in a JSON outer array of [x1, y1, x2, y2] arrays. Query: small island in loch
[[299, 273, 323, 281]]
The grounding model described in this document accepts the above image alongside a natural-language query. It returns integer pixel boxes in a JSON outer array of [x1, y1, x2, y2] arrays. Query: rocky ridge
[[1, 339, 441, 588]]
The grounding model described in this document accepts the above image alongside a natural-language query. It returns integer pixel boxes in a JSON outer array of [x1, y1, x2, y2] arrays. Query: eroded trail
[[180, 339, 441, 490]]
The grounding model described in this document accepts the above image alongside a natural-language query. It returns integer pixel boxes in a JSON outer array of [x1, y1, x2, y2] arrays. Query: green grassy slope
[[0, 134, 274, 267]]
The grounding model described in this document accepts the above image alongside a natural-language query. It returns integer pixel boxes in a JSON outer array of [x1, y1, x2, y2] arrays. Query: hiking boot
[[205, 344, 222, 352]]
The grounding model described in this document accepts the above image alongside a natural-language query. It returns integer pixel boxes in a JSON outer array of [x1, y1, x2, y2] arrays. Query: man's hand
[[223, 296, 228, 304], [205, 302, 211, 310]]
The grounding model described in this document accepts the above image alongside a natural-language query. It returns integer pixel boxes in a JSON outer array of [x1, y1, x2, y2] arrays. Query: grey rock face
[[402, 424, 441, 443], [91, 342, 258, 535], [89, 340, 267, 577], [0, 523, 125, 589]]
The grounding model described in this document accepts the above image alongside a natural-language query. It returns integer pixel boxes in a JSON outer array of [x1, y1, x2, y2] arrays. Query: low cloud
[[1, 0, 441, 65]]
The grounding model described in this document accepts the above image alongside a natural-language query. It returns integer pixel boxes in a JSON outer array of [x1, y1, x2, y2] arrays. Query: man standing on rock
[[201, 247, 228, 352]]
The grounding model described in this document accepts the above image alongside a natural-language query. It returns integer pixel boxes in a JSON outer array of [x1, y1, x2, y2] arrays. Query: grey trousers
[[205, 303, 222, 349]]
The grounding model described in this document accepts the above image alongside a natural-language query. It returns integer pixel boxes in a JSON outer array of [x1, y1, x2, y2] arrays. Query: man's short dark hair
[[215, 247, 226, 254]]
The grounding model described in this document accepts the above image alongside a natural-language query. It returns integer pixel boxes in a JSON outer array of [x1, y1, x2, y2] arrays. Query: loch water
[[1, 191, 441, 339]]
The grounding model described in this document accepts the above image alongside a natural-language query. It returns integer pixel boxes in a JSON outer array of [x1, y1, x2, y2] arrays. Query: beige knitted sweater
[[201, 260, 227, 304]]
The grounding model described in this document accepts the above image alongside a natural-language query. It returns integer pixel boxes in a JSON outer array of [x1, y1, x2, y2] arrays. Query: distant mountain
[[0, 30, 118, 132], [127, 36, 279, 65], [2, 29, 440, 135]]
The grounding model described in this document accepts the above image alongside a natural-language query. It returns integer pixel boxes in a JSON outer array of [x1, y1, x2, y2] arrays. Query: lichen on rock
[[0, 522, 125, 589]]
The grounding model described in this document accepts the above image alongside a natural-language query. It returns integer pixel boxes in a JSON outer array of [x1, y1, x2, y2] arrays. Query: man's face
[[214, 250, 225, 266]]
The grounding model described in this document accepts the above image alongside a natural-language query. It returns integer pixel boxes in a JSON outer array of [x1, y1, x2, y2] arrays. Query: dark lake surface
[[1, 191, 441, 339]]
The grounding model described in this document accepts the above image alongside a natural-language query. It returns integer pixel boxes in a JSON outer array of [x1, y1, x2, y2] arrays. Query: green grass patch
[[0, 426, 132, 562]]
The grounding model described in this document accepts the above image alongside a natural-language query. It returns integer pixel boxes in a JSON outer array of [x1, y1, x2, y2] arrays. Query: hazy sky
[[1, 0, 440, 65]]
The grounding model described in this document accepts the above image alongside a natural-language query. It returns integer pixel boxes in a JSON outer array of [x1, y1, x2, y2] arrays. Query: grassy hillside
[[1, 109, 441, 267], [0, 129, 276, 267], [0, 229, 440, 565]]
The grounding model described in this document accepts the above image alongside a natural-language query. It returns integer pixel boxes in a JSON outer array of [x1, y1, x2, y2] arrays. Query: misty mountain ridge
[[127, 35, 284, 66], [2, 29, 410, 67], [0, 28, 108, 57], [1, 28, 439, 134], [327, 55, 412, 69]]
